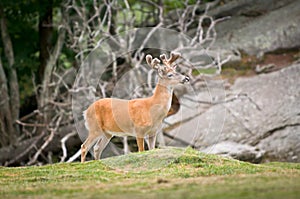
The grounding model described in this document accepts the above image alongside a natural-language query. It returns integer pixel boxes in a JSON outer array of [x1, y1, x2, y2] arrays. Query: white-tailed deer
[[81, 52, 189, 162]]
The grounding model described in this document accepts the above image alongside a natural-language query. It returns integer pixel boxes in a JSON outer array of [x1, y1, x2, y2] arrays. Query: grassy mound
[[0, 147, 299, 199]]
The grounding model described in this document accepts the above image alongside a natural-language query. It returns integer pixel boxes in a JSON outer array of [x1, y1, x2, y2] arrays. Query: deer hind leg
[[81, 132, 99, 163], [93, 133, 112, 160]]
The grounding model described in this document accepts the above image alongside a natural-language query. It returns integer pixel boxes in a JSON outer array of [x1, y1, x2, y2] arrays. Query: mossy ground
[[0, 147, 299, 199]]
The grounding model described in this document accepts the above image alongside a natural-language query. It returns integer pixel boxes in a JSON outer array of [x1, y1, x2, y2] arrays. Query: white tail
[[81, 52, 189, 162]]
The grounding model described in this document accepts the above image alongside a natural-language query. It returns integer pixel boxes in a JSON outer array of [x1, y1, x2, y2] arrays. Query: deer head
[[146, 52, 189, 86]]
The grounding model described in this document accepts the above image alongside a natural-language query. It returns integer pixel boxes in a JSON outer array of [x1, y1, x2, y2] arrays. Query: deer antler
[[160, 52, 181, 67], [146, 54, 160, 69]]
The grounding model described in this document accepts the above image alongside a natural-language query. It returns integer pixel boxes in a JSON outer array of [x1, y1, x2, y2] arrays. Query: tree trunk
[[38, 0, 53, 84], [37, 1, 54, 126], [0, 56, 14, 147], [0, 7, 20, 147], [39, 26, 66, 124]]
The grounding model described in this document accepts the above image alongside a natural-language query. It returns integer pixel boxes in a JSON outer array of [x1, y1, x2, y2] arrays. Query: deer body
[[81, 52, 189, 162]]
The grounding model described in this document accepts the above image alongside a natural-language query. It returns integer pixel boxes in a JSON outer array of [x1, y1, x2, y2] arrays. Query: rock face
[[202, 141, 264, 163], [166, 0, 300, 163], [166, 64, 300, 163], [257, 125, 300, 162], [212, 0, 300, 56]]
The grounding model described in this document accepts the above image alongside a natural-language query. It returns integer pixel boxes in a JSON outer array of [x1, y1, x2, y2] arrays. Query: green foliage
[[0, 0, 69, 105], [0, 147, 299, 199], [0, 1, 39, 104], [192, 68, 217, 75]]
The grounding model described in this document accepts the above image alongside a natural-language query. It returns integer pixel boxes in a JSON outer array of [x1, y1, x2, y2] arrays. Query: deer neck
[[151, 79, 173, 110]]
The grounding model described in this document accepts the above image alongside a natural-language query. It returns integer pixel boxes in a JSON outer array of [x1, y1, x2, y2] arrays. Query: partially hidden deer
[[81, 52, 189, 162]]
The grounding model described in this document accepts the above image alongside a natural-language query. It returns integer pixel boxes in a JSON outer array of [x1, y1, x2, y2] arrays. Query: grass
[[0, 147, 299, 199]]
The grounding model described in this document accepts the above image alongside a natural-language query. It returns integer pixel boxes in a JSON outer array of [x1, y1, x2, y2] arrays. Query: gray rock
[[257, 125, 300, 162], [202, 141, 264, 163], [213, 0, 300, 56], [166, 64, 300, 162], [208, 0, 296, 19]]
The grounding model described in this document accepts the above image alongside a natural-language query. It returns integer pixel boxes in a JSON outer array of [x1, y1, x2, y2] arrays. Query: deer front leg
[[136, 137, 144, 152]]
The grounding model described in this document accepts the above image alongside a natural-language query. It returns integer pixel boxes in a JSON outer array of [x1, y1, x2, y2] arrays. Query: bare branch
[[4, 132, 45, 166], [67, 149, 81, 163], [27, 114, 63, 165], [60, 131, 77, 162]]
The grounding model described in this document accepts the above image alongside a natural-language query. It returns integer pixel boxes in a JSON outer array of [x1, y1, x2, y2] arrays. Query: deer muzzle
[[181, 76, 190, 84]]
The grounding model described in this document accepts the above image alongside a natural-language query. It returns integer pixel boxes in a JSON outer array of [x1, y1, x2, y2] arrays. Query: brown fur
[[81, 53, 188, 162]]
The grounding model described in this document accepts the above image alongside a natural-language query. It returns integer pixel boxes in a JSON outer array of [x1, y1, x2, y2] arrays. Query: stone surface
[[213, 0, 300, 56], [257, 125, 300, 162], [208, 0, 296, 20], [166, 64, 300, 162], [202, 141, 264, 163]]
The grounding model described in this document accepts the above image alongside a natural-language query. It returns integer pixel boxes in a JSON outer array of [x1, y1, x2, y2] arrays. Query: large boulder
[[257, 125, 300, 162], [165, 64, 300, 162], [202, 141, 264, 163], [208, 0, 296, 20], [213, 0, 300, 56]]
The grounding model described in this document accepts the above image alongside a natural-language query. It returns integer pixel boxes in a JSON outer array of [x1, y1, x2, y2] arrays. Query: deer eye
[[167, 74, 174, 78]]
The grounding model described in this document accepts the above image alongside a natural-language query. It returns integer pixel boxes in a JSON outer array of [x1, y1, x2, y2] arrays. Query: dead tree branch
[[27, 114, 63, 165], [60, 131, 77, 162]]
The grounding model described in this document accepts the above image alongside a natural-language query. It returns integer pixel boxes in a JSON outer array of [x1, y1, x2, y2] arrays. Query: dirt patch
[[222, 49, 300, 84], [261, 49, 300, 71]]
